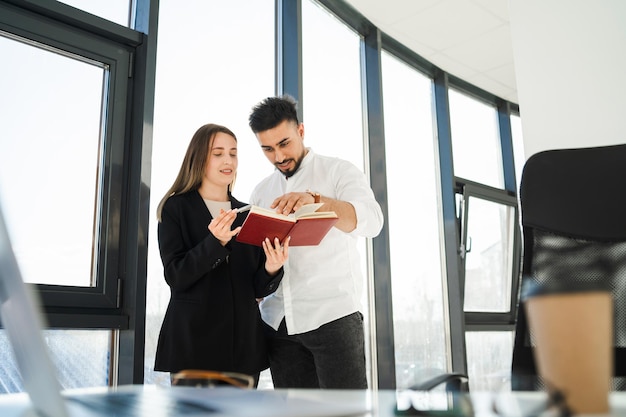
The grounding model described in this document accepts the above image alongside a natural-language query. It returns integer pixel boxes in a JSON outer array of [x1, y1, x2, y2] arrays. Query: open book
[[235, 203, 338, 247]]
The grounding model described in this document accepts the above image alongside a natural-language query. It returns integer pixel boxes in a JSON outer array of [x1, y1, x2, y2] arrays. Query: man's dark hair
[[248, 95, 299, 133]]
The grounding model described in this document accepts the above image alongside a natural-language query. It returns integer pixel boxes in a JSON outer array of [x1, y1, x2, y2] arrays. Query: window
[[145, 0, 275, 386], [465, 331, 514, 391], [449, 89, 503, 188], [0, 2, 137, 308], [302, 0, 373, 383], [0, 34, 105, 288], [0, 330, 111, 393], [457, 183, 520, 392], [381, 51, 447, 389], [0, 0, 149, 390], [448, 89, 521, 390], [302, 0, 364, 170], [57, 0, 131, 27], [462, 194, 516, 313]]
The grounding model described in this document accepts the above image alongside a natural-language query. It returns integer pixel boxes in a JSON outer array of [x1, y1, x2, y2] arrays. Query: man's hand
[[271, 192, 317, 214], [208, 209, 241, 246], [271, 191, 357, 233]]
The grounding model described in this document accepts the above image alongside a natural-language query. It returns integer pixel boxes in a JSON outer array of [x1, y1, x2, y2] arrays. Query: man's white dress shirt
[[250, 149, 384, 335]]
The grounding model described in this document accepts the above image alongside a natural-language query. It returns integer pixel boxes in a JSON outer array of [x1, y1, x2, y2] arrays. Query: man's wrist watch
[[306, 190, 321, 204]]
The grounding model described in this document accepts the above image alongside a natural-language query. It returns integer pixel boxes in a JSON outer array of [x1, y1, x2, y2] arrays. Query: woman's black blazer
[[154, 191, 282, 374]]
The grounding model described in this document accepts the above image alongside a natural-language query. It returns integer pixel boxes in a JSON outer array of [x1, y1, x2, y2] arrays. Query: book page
[[297, 211, 338, 219], [294, 203, 337, 219], [293, 203, 324, 217], [248, 205, 295, 222], [248, 203, 334, 221]]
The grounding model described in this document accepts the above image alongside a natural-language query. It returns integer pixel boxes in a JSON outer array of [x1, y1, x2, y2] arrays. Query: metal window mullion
[[433, 71, 468, 376], [276, 0, 302, 118], [115, 0, 159, 386], [498, 101, 517, 194], [361, 27, 395, 390]]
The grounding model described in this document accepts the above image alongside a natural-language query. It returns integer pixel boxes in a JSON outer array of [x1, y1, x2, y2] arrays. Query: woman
[[154, 123, 289, 385]]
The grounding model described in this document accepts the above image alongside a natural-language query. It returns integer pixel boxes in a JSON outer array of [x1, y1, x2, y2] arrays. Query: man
[[247, 95, 384, 389]]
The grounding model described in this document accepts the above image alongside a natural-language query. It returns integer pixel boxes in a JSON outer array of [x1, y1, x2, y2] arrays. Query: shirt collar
[[300, 147, 314, 168]]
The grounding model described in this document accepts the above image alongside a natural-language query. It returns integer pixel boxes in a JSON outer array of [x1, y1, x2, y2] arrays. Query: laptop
[[0, 198, 369, 417]]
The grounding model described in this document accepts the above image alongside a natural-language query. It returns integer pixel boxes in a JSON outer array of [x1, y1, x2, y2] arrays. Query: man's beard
[[277, 154, 304, 178]]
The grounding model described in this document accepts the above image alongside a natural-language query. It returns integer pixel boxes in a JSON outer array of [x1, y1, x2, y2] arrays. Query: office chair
[[511, 143, 626, 390]]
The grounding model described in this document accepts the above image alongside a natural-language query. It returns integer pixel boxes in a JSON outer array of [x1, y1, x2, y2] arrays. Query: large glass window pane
[[303, 0, 364, 170], [145, 0, 275, 386], [57, 0, 131, 27], [381, 51, 447, 389], [302, 0, 372, 383], [449, 89, 503, 188], [0, 330, 111, 393], [0, 34, 104, 287], [465, 331, 514, 392], [463, 196, 516, 312]]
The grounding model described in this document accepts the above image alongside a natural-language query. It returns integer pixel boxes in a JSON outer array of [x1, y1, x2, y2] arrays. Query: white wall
[[508, 0, 626, 158]]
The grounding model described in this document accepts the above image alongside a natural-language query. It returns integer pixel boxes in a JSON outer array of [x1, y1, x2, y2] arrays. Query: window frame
[[456, 179, 522, 328], [0, 0, 144, 326], [1, 0, 158, 385]]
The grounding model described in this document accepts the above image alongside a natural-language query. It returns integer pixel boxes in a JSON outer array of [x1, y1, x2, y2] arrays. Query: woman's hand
[[208, 209, 241, 246], [263, 236, 290, 275]]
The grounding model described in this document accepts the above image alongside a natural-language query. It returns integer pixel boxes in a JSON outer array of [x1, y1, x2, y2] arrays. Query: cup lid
[[521, 276, 612, 300]]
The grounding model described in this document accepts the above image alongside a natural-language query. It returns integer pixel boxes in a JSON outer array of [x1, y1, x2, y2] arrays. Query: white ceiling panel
[[343, 0, 518, 103]]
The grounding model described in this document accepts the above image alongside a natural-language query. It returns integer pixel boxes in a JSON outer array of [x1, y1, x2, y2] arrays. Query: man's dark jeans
[[265, 312, 368, 389]]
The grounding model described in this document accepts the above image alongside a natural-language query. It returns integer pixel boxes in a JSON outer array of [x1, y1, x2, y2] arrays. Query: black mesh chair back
[[512, 144, 626, 390]]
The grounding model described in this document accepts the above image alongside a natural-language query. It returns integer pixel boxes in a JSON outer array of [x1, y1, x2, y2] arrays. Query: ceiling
[[344, 0, 518, 103]]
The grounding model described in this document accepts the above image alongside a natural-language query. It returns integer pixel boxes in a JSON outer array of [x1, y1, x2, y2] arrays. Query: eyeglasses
[[171, 370, 255, 389]]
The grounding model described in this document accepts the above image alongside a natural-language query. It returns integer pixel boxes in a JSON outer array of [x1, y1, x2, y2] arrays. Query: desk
[[0, 386, 625, 416]]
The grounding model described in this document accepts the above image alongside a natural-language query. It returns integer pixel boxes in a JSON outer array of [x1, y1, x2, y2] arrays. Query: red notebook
[[235, 203, 338, 247]]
